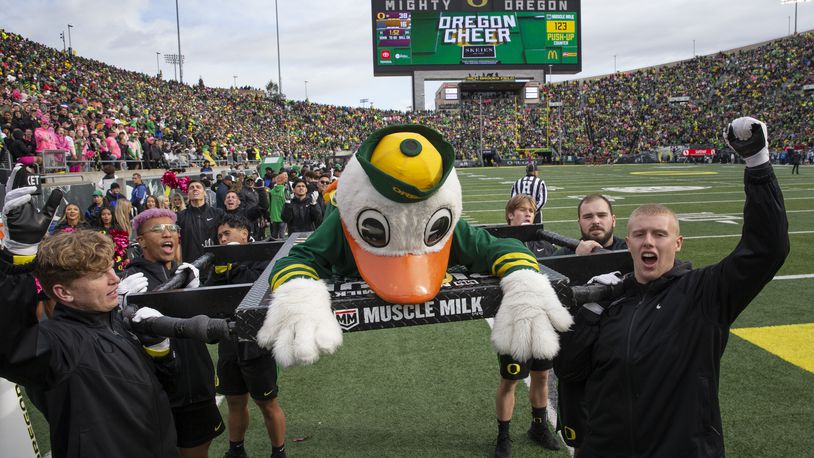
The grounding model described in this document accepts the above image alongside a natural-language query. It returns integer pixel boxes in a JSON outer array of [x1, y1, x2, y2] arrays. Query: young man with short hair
[[553, 193, 627, 256], [0, 176, 178, 456], [207, 214, 287, 458], [493, 194, 560, 457], [176, 179, 225, 263], [125, 208, 224, 458], [554, 117, 790, 456], [131, 172, 149, 212]]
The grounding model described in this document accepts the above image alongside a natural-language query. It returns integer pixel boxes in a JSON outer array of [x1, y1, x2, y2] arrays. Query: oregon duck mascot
[[256, 125, 573, 367]]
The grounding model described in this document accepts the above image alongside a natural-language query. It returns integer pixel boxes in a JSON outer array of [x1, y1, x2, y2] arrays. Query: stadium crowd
[[1, 29, 812, 167]]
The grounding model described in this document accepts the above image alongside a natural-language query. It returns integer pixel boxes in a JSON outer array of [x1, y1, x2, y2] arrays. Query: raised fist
[[2, 165, 63, 255], [724, 117, 769, 167]]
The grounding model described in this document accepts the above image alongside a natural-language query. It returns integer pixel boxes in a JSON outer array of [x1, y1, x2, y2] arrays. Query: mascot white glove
[[256, 277, 343, 367], [491, 269, 574, 361]]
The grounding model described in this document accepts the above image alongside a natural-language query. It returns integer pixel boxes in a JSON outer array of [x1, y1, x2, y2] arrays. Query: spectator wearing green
[[269, 171, 288, 240]]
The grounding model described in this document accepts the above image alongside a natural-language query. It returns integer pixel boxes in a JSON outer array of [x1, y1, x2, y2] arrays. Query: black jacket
[[0, 258, 178, 458], [7, 130, 34, 161], [176, 203, 224, 262], [554, 163, 789, 457], [125, 257, 217, 408], [282, 196, 322, 233]]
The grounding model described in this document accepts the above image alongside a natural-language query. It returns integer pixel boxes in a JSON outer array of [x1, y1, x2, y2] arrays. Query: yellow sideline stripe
[[731, 323, 814, 374], [491, 252, 537, 275], [495, 260, 540, 277], [270, 264, 318, 288], [272, 270, 318, 291]]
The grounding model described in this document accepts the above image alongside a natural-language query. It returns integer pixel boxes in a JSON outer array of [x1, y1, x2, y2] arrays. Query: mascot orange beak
[[342, 224, 451, 304]]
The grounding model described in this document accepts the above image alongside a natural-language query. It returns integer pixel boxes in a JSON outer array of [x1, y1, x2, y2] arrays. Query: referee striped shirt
[[511, 175, 548, 212]]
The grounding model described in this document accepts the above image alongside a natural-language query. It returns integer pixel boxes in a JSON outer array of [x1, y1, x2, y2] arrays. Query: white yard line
[[683, 230, 814, 240], [773, 274, 814, 280], [460, 196, 814, 213]]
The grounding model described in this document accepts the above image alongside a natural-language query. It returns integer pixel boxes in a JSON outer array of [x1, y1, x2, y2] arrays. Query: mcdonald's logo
[[466, 0, 489, 7], [547, 50, 559, 60]]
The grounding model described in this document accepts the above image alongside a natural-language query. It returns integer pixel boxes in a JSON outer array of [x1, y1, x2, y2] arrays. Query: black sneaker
[[528, 426, 561, 451], [494, 434, 512, 458], [271, 448, 287, 458], [223, 448, 249, 458]]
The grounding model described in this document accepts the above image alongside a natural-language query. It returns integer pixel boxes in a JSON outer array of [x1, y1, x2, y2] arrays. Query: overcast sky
[[1, 0, 812, 110]]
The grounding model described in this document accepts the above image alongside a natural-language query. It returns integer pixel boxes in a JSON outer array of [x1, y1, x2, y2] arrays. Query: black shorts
[[172, 400, 224, 448], [556, 379, 586, 447], [216, 340, 279, 401], [498, 354, 553, 380]]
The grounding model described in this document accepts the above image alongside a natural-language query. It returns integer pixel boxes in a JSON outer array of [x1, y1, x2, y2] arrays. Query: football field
[[27, 163, 814, 457]]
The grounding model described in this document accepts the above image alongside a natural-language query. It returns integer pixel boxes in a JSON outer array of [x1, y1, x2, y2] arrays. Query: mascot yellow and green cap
[[355, 124, 456, 203]]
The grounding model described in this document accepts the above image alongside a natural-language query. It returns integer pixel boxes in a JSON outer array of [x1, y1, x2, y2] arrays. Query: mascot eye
[[424, 208, 452, 246], [357, 209, 390, 248]]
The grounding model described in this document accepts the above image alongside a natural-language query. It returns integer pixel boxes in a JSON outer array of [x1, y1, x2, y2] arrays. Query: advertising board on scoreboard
[[372, 0, 582, 76]]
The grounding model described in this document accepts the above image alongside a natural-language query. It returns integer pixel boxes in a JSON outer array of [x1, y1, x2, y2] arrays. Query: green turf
[[27, 163, 814, 456]]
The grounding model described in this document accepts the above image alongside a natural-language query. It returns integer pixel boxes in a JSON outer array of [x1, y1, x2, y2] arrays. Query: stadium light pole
[[175, 0, 183, 84], [156, 52, 161, 77], [478, 94, 484, 167], [304, 80, 308, 101], [613, 54, 617, 73], [233, 75, 238, 88], [782, 0, 812, 35], [693, 39, 696, 57], [59, 31, 66, 52], [275, 0, 282, 95], [67, 24, 73, 53]]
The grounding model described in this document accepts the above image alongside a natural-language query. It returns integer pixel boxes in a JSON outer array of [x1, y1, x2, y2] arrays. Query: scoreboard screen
[[372, 0, 581, 76]]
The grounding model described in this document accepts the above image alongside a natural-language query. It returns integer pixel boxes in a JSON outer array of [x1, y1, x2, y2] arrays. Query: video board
[[372, 0, 581, 76]]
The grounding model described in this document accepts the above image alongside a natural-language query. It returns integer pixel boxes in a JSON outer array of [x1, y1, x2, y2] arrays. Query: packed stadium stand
[[1, 28, 812, 166]]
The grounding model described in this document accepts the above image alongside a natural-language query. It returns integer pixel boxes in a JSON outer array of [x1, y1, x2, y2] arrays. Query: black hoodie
[[125, 257, 216, 408]]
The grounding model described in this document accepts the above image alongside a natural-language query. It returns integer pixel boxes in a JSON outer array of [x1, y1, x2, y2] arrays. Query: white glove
[[117, 272, 149, 309], [587, 271, 623, 286], [132, 306, 163, 323], [724, 117, 769, 168], [491, 269, 574, 361], [119, 272, 149, 296], [256, 277, 343, 368], [175, 262, 200, 288]]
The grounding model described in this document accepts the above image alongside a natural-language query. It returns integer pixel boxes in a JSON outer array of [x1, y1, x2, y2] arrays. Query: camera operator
[[0, 167, 178, 457], [554, 117, 790, 456]]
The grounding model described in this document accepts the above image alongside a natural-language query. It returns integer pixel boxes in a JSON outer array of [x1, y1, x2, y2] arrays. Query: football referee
[[510, 164, 547, 223]]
